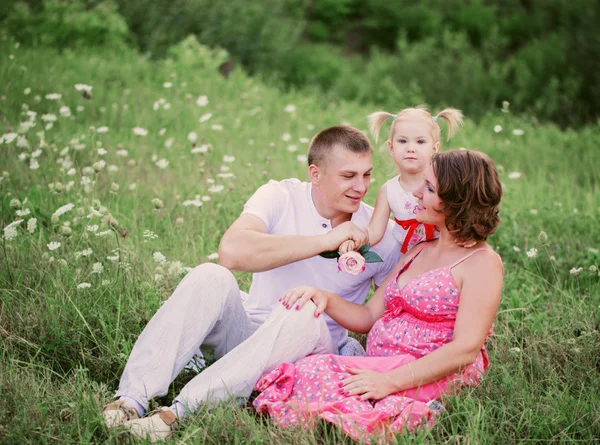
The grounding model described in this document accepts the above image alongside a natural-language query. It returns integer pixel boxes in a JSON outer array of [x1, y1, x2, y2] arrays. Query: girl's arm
[[342, 250, 503, 399], [366, 184, 392, 247]]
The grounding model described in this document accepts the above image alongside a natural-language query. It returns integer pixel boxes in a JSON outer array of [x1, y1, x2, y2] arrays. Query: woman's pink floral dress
[[253, 247, 496, 442]]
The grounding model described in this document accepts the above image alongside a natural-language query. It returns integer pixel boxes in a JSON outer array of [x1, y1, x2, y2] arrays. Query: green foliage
[[3, 0, 129, 50]]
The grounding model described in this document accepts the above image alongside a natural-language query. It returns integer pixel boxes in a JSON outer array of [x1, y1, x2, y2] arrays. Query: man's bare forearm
[[219, 230, 327, 272]]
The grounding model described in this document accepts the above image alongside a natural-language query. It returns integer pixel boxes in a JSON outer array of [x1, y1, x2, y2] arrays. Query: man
[[103, 125, 401, 441]]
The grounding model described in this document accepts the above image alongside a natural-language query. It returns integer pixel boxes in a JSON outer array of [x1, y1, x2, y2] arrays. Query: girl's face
[[388, 119, 439, 175], [412, 165, 445, 226]]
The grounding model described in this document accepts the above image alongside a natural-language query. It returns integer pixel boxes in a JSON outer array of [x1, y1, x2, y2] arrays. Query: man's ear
[[308, 164, 320, 185]]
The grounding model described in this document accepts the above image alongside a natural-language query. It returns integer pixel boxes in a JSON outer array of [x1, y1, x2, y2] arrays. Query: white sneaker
[[102, 400, 140, 428], [123, 407, 178, 442]]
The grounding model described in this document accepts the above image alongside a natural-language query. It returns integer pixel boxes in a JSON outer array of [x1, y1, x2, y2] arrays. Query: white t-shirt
[[386, 175, 439, 253], [241, 178, 402, 348]]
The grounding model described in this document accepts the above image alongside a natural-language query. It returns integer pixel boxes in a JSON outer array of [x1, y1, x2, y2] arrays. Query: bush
[[4, 0, 129, 50]]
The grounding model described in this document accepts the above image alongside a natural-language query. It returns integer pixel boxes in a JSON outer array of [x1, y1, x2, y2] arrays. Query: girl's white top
[[386, 175, 439, 252]]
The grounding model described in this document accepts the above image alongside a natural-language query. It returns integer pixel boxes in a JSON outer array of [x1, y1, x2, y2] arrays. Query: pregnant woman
[[253, 149, 504, 442]]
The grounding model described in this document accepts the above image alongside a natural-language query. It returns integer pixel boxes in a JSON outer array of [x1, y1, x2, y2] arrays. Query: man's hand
[[322, 222, 368, 253], [338, 240, 355, 254], [341, 368, 397, 401], [279, 286, 330, 317]]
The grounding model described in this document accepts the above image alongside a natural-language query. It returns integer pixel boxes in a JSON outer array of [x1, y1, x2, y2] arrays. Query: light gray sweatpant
[[115, 263, 335, 413]]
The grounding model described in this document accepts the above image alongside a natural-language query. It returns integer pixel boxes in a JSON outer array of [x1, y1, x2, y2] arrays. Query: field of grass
[[1, 34, 599, 444]]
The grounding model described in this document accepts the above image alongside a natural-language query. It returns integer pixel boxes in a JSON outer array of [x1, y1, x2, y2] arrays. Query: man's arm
[[218, 214, 367, 273]]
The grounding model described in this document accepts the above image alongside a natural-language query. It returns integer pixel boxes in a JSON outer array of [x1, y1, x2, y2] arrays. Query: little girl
[[340, 106, 463, 254]]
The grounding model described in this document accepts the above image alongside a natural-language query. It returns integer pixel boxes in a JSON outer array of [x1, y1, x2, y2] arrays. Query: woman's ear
[[387, 140, 393, 155], [308, 164, 320, 185], [433, 142, 440, 153]]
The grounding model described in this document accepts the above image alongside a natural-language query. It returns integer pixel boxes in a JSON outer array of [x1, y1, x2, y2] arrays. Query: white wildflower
[[143, 230, 158, 240], [512, 246, 521, 252], [188, 132, 198, 143], [31, 148, 41, 158], [569, 267, 583, 276], [108, 165, 118, 173], [53, 203, 74, 218], [201, 196, 211, 202], [116, 149, 128, 157], [75, 84, 92, 93], [159, 128, 166, 136], [287, 145, 297, 152], [77, 282, 91, 289], [223, 155, 235, 163], [530, 209, 538, 215], [191, 144, 208, 154], [297, 154, 308, 163], [163, 82, 172, 88], [97, 148, 107, 155], [3, 220, 23, 241], [27, 218, 37, 233], [155, 158, 169, 169], [41, 114, 56, 122], [93, 160, 106, 172], [509, 347, 521, 353], [45, 93, 62, 100], [153, 252, 167, 264], [182, 199, 203, 207], [217, 173, 235, 179], [588, 248, 599, 254], [2, 132, 18, 144], [512, 129, 525, 136], [207, 252, 219, 261], [284, 104, 296, 113], [281, 133, 291, 141], [15, 209, 30, 217], [59, 106, 71, 117], [132, 127, 148, 136], [299, 137, 309, 144], [47, 241, 61, 251], [80, 248, 93, 257], [97, 126, 109, 134], [208, 185, 225, 193], [199, 113, 212, 123], [211, 124, 223, 131], [526, 248, 538, 258], [168, 261, 185, 276], [95, 229, 112, 237], [91, 262, 104, 274], [196, 95, 208, 107], [87, 225, 99, 232], [29, 158, 39, 170], [494, 125, 502, 133], [24, 87, 31, 95], [508, 172, 521, 179]]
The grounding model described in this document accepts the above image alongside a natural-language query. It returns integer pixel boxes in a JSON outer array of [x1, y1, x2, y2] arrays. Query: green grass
[[1, 34, 599, 444]]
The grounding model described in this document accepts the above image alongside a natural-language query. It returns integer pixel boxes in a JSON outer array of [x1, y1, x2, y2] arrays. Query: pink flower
[[337, 251, 366, 276]]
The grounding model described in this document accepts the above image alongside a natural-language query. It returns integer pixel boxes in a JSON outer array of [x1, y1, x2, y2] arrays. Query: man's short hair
[[307, 126, 372, 167]]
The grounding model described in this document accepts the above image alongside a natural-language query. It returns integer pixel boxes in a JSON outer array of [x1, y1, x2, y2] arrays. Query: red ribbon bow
[[394, 218, 436, 253]]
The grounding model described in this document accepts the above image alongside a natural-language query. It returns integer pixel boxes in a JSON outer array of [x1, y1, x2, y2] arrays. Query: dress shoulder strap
[[449, 248, 494, 269]]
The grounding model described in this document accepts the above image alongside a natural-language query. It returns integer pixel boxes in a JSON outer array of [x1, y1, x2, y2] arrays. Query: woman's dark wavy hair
[[432, 150, 502, 242]]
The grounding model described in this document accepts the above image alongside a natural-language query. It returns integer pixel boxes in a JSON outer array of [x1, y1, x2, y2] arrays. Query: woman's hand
[[279, 286, 330, 317], [341, 367, 397, 401]]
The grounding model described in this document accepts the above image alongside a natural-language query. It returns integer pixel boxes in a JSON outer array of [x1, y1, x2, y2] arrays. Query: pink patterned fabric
[[253, 246, 495, 442]]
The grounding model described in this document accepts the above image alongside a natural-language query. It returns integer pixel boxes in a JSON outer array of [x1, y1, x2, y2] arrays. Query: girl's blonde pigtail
[[368, 111, 395, 143], [436, 108, 464, 140]]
